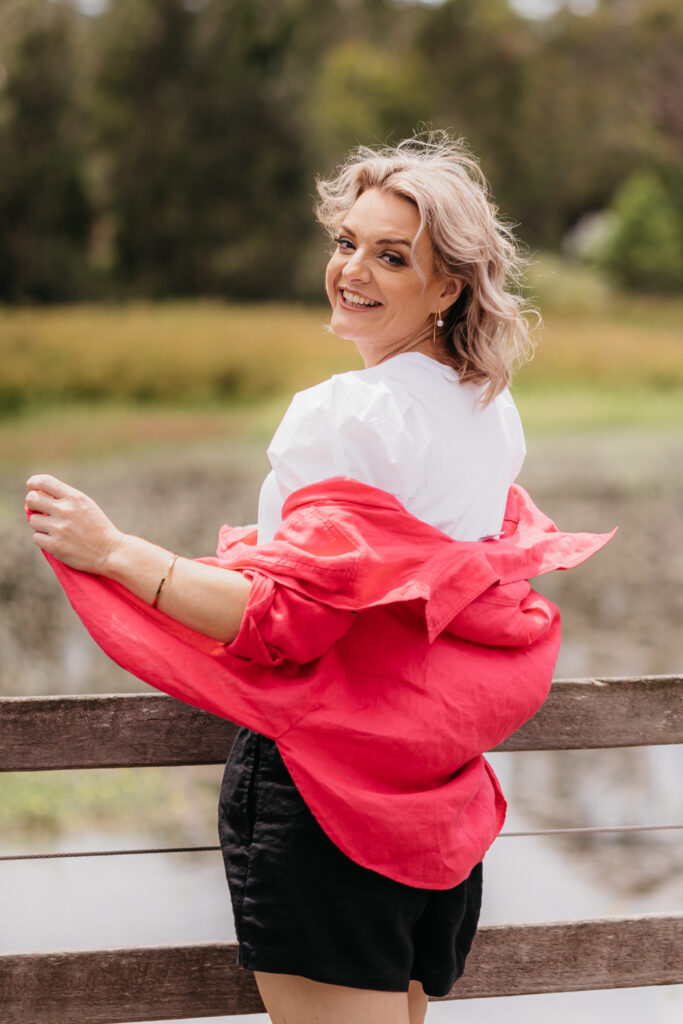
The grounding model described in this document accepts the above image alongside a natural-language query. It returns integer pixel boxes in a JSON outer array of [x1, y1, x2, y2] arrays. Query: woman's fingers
[[24, 474, 123, 574], [27, 511, 51, 533], [25, 490, 55, 514], [25, 474, 76, 499], [31, 529, 55, 549], [26, 489, 60, 539]]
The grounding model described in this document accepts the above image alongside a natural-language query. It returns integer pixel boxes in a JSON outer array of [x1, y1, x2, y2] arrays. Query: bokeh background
[[1, 1, 682, 1021]]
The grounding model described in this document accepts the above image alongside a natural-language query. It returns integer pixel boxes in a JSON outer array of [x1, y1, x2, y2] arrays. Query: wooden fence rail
[[2, 916, 682, 1024], [2, 675, 682, 772], [1, 675, 682, 1023]]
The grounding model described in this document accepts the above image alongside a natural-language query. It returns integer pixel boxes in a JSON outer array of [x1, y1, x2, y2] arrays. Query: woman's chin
[[330, 309, 378, 344]]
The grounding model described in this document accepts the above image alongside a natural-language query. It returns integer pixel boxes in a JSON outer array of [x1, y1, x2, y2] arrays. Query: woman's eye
[[336, 237, 354, 251], [382, 252, 405, 266]]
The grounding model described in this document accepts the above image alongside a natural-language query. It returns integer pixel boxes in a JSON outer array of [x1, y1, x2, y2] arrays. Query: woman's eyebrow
[[338, 224, 413, 247]]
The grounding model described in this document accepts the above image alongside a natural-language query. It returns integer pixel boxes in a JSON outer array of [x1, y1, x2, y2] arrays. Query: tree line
[[0, 0, 681, 303]]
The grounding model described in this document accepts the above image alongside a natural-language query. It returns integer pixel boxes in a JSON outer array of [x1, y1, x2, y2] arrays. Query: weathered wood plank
[[498, 675, 683, 752], [0, 941, 259, 1024], [450, 913, 683, 999], [0, 693, 240, 771], [1, 915, 680, 1023], [1, 676, 681, 771]]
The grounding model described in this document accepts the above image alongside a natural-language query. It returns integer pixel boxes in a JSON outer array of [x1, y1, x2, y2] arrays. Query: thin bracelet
[[152, 554, 179, 609]]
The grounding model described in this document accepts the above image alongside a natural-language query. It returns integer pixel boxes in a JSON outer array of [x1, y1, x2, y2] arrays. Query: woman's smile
[[339, 287, 383, 310]]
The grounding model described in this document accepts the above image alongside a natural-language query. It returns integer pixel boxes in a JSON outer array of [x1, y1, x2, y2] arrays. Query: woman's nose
[[343, 248, 371, 280]]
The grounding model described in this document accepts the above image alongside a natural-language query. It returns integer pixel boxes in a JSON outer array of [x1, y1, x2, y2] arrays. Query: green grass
[[514, 383, 683, 433], [3, 381, 680, 475], [0, 397, 288, 468], [0, 301, 355, 414], [0, 766, 221, 843]]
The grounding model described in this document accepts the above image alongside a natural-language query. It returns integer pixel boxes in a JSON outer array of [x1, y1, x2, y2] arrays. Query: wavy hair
[[314, 131, 538, 403]]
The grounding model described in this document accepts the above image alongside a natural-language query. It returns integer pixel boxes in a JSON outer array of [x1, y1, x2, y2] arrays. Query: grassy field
[[1, 256, 682, 466]]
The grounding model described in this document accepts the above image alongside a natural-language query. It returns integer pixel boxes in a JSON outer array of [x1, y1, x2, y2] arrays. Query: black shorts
[[218, 727, 482, 997]]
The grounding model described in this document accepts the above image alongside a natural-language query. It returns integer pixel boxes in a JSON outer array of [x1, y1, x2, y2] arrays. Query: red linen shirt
[[36, 479, 614, 888]]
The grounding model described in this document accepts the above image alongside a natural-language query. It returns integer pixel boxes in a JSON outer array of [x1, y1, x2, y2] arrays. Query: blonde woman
[[25, 133, 611, 1024]]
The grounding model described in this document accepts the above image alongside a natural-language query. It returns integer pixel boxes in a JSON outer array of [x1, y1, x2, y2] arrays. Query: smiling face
[[325, 187, 462, 367]]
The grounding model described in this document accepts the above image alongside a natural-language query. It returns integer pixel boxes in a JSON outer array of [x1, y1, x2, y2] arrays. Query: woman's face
[[325, 187, 461, 366]]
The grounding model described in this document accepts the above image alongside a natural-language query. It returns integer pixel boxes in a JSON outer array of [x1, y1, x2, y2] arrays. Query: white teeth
[[342, 289, 380, 307]]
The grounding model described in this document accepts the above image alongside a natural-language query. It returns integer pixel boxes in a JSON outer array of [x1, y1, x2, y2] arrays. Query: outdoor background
[[0, 1, 682, 1021]]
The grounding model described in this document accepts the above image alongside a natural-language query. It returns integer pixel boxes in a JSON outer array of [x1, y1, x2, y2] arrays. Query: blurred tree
[[635, 0, 683, 159], [507, 5, 650, 242], [431, 1, 589, 243], [419, 0, 683, 248], [92, 0, 319, 298], [92, 0, 211, 296], [0, 0, 92, 301], [417, 0, 534, 225], [596, 171, 683, 293], [184, 0, 318, 298], [308, 39, 434, 168], [1, 0, 682, 302]]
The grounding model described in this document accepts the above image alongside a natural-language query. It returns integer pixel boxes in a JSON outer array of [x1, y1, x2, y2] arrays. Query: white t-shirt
[[257, 350, 525, 544]]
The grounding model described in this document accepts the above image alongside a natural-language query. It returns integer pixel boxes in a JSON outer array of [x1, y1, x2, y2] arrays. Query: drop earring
[[433, 310, 444, 346]]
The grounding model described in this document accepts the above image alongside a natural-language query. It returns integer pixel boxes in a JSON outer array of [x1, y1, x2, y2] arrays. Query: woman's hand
[[25, 474, 124, 575], [25, 473, 252, 641]]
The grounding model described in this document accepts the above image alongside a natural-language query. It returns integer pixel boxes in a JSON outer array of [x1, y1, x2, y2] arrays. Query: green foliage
[[597, 172, 683, 294], [309, 40, 434, 161], [421, 0, 662, 248], [1, 0, 682, 300], [0, 0, 92, 301], [90, 0, 315, 298]]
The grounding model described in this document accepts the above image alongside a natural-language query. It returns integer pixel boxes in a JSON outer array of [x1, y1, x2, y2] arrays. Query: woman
[[25, 133, 611, 1024]]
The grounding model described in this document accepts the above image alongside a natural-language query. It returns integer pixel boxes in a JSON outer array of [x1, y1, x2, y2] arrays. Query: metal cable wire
[[499, 823, 683, 838], [2, 823, 682, 862], [0, 845, 220, 862]]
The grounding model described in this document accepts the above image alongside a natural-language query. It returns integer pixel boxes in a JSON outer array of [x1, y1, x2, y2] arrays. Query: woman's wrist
[[106, 535, 251, 639], [151, 553, 179, 608], [101, 530, 131, 582], [104, 533, 176, 606], [96, 526, 127, 577]]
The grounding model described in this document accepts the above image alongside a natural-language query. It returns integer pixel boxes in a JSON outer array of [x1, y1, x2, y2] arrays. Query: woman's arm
[[25, 474, 252, 643]]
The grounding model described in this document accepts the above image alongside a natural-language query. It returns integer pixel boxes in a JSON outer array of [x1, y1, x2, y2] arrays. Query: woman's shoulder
[[282, 354, 522, 433], [285, 352, 465, 426], [271, 367, 416, 460], [288, 362, 413, 419], [266, 361, 430, 494]]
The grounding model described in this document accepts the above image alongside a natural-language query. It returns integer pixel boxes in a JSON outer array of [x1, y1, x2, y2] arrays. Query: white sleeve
[[266, 373, 426, 502]]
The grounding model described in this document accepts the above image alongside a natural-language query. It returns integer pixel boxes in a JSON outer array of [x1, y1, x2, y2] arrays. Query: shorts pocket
[[218, 729, 262, 931]]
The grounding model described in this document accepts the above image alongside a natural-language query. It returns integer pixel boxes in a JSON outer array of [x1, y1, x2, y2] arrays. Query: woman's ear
[[438, 276, 466, 314]]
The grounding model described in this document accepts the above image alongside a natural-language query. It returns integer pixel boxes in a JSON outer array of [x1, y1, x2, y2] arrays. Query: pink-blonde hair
[[315, 131, 537, 402]]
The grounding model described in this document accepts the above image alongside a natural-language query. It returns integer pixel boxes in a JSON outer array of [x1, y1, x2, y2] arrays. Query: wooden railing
[[1, 675, 682, 1024]]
